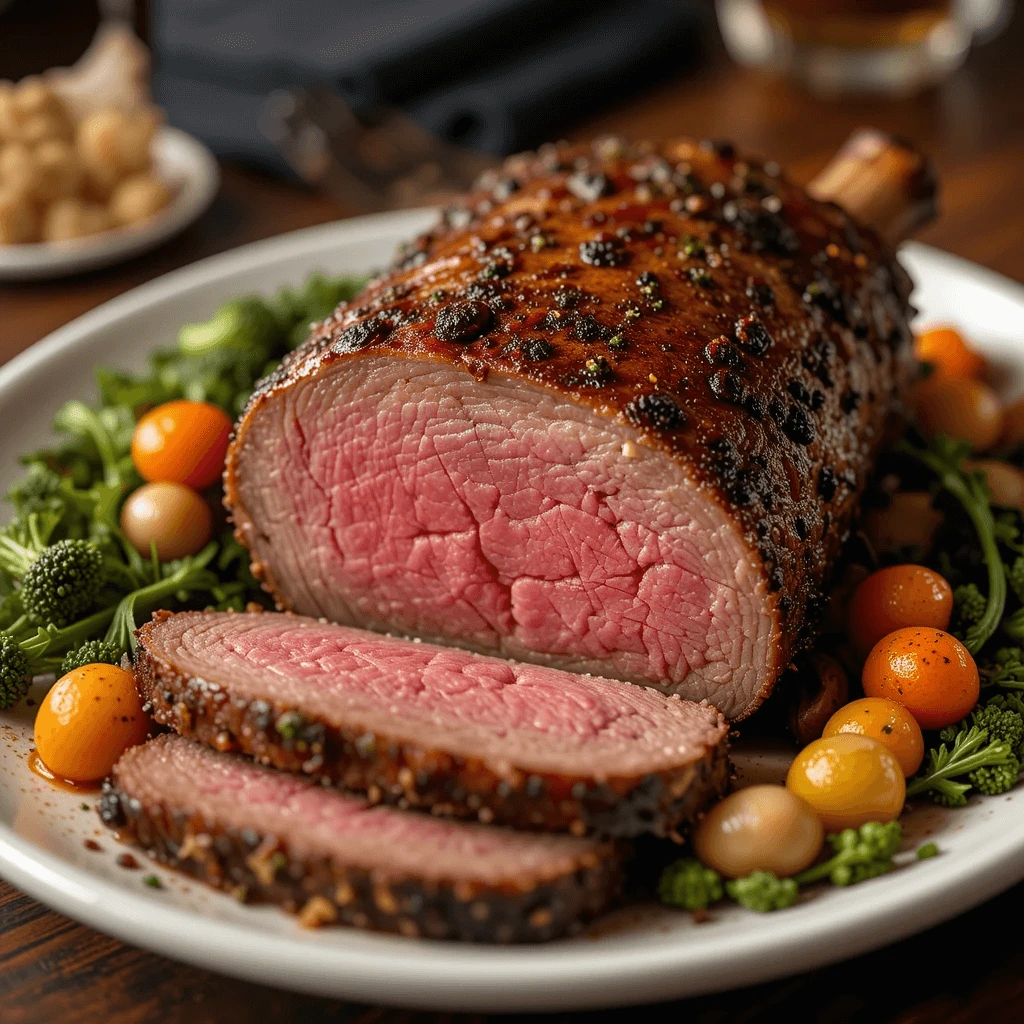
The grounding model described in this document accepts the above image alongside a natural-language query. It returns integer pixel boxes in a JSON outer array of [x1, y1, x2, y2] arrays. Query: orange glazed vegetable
[[34, 664, 150, 782], [848, 565, 953, 657], [914, 326, 987, 380], [786, 734, 905, 832], [862, 627, 980, 730], [914, 376, 1003, 452], [131, 400, 233, 490], [823, 697, 925, 777]]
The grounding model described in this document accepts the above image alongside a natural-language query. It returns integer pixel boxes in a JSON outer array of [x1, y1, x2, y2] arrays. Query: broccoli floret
[[21, 540, 103, 628], [970, 755, 1020, 795], [0, 631, 31, 709], [1007, 556, 1024, 602], [985, 647, 1024, 689], [725, 871, 798, 913], [908, 725, 1016, 804], [60, 639, 124, 675], [794, 821, 903, 887], [916, 842, 939, 860], [658, 858, 724, 911], [178, 297, 280, 359], [6, 463, 63, 515], [972, 702, 1024, 755], [954, 583, 986, 628]]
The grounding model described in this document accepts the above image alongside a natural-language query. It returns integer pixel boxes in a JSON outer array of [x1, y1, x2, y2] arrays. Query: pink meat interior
[[143, 612, 726, 777], [117, 735, 604, 884], [233, 356, 774, 718]]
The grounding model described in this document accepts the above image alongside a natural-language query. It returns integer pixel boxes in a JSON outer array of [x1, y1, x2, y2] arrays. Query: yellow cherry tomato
[[823, 697, 925, 777], [120, 481, 213, 560], [847, 564, 953, 657], [693, 784, 824, 879], [914, 326, 987, 380], [914, 376, 1003, 452], [862, 627, 979, 730], [786, 734, 905, 832], [34, 664, 150, 782], [131, 400, 233, 490]]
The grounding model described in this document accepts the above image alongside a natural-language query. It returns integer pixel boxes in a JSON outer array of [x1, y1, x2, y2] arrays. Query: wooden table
[[2, 9, 1023, 1023]]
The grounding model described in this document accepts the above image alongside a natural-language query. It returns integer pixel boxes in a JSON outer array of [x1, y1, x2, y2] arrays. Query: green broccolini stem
[[906, 727, 1012, 798], [55, 401, 123, 488], [897, 439, 1005, 654], [177, 305, 242, 356]]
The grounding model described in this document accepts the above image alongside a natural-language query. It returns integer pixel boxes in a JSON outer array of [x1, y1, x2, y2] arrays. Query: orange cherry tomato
[[131, 400, 233, 490], [862, 627, 980, 731], [914, 326, 987, 380], [786, 734, 905, 832], [823, 697, 925, 777], [34, 664, 150, 782], [914, 376, 1003, 452], [848, 564, 953, 657]]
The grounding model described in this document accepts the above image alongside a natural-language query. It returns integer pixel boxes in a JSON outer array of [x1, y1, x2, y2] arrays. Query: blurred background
[[1, 0, 1021, 277]]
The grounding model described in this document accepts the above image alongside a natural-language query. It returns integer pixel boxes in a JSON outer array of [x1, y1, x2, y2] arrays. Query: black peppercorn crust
[[226, 136, 918, 717], [134, 612, 731, 839], [99, 742, 623, 943]]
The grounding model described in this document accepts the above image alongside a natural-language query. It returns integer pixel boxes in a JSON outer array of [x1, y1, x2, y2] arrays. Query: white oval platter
[[0, 209, 1022, 1012]]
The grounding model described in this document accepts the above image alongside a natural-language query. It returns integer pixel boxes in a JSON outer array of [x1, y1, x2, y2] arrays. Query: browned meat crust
[[99, 759, 623, 943], [225, 136, 917, 716], [134, 616, 731, 838]]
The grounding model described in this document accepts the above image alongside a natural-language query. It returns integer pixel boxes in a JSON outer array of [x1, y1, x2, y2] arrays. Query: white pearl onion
[[692, 784, 824, 879]]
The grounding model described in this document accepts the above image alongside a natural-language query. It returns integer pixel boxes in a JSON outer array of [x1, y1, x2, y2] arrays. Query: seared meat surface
[[135, 610, 729, 837], [101, 735, 621, 942], [226, 136, 921, 719]]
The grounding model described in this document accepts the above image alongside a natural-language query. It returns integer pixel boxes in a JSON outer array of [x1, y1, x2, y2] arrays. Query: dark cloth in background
[[151, 0, 703, 172]]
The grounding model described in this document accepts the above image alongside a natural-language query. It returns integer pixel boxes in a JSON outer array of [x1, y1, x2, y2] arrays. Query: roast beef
[[135, 610, 729, 837], [226, 133, 933, 720], [100, 734, 620, 941]]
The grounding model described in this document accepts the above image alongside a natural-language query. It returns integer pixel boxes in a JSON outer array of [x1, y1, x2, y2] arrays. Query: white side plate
[[0, 210, 1022, 1012], [0, 127, 219, 281]]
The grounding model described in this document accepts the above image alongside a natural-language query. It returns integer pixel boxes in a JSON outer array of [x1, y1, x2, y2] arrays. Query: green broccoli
[[984, 647, 1024, 690], [954, 583, 986, 628], [658, 858, 724, 911], [0, 632, 31, 709], [0, 541, 220, 705], [970, 756, 1020, 795], [942, 700, 1024, 752], [0, 522, 105, 628], [22, 540, 104, 627], [60, 639, 125, 675], [916, 842, 939, 860], [908, 725, 1017, 805], [725, 871, 798, 912], [1007, 556, 1024, 602], [6, 463, 64, 516], [177, 297, 281, 359], [793, 821, 903, 887]]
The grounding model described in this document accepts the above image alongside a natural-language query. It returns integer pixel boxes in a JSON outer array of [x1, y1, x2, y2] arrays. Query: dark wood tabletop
[[2, 9, 1023, 1024]]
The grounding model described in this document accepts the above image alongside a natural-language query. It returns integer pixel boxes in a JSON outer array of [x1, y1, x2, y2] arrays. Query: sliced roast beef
[[101, 735, 620, 942], [226, 133, 933, 719], [135, 610, 729, 837]]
